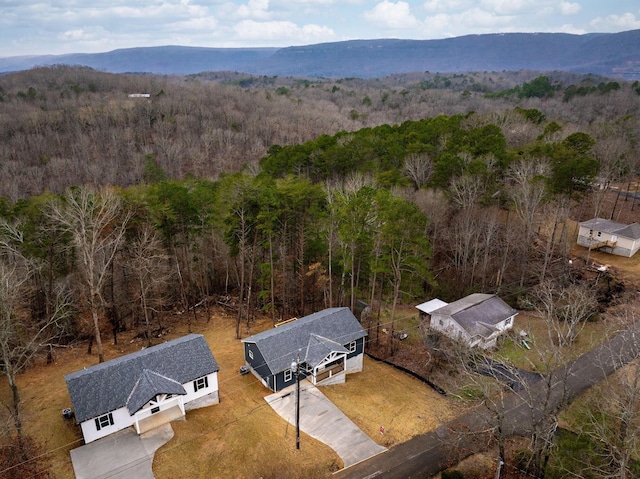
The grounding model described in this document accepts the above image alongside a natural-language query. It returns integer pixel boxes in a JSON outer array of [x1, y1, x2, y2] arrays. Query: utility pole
[[291, 351, 301, 449]]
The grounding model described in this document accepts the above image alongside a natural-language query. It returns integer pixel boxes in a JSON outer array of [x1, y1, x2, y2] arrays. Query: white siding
[[430, 314, 469, 343], [346, 353, 364, 373], [79, 371, 219, 444], [577, 225, 640, 257], [80, 407, 134, 444]]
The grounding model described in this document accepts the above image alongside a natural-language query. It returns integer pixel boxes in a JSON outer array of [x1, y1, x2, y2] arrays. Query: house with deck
[[426, 293, 517, 349], [241, 307, 367, 392], [577, 218, 640, 257], [65, 334, 219, 444]]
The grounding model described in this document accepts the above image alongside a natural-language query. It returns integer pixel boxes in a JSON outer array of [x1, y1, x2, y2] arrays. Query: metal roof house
[[241, 307, 367, 392], [428, 294, 517, 349], [577, 218, 640, 257], [65, 334, 219, 444]]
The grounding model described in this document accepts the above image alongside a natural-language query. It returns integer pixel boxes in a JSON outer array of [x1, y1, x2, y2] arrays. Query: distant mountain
[[2, 30, 639, 79]]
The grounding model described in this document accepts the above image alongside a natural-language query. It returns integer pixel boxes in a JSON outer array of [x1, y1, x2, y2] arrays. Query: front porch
[[315, 362, 345, 382], [134, 403, 185, 434], [310, 351, 347, 386]]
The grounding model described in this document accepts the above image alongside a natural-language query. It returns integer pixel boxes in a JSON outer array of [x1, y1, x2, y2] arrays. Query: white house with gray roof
[[242, 308, 367, 392], [65, 334, 219, 444], [577, 217, 640, 257], [428, 294, 517, 349]]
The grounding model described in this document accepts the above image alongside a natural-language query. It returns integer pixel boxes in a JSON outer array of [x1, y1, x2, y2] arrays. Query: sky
[[1, 0, 640, 57]]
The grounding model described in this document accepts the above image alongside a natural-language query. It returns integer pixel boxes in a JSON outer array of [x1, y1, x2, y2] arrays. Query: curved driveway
[[266, 383, 387, 467]]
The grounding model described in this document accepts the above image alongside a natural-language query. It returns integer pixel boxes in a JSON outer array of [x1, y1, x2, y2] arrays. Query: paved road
[[334, 324, 640, 479]]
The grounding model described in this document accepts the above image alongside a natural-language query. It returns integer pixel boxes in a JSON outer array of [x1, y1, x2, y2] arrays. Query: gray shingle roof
[[126, 370, 187, 415], [242, 307, 366, 374], [580, 218, 640, 240], [304, 334, 348, 368], [65, 334, 219, 423], [432, 293, 516, 339]]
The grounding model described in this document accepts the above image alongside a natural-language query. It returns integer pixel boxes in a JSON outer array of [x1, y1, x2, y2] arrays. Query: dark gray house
[[241, 307, 367, 392], [65, 334, 219, 443]]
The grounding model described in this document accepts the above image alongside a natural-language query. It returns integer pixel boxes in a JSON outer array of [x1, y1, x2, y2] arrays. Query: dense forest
[[2, 65, 640, 478]]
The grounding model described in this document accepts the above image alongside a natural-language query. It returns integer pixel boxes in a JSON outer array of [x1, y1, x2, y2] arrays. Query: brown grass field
[[1, 307, 456, 479]]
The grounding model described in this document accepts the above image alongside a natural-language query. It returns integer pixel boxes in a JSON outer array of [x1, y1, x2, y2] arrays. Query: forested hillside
[[2, 65, 640, 477], [0, 64, 637, 349], [2, 30, 640, 78], [1, 66, 638, 200]]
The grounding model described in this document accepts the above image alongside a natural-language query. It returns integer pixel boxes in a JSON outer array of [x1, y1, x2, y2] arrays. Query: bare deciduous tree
[[48, 187, 131, 362], [449, 173, 485, 211], [128, 225, 171, 346], [0, 221, 72, 440], [506, 157, 551, 286], [403, 153, 433, 190]]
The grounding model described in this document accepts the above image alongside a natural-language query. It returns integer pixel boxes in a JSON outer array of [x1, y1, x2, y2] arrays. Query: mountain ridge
[[1, 30, 639, 79]]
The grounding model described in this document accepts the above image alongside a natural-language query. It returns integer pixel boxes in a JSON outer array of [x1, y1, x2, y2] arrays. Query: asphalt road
[[334, 323, 640, 479]]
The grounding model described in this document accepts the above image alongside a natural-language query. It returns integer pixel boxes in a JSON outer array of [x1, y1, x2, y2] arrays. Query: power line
[[2, 310, 434, 478]]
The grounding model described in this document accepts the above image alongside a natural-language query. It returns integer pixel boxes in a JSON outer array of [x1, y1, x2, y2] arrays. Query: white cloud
[[169, 16, 219, 32], [235, 0, 271, 20], [60, 29, 95, 41], [556, 23, 586, 34], [479, 0, 537, 15], [422, 7, 516, 38], [423, 0, 469, 14], [233, 19, 335, 43], [424, 0, 583, 17], [591, 12, 640, 31], [364, 1, 421, 29], [559, 2, 580, 15]]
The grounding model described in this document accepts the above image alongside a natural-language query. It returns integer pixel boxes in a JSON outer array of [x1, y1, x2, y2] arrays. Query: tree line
[[1, 106, 630, 382], [1, 66, 639, 201]]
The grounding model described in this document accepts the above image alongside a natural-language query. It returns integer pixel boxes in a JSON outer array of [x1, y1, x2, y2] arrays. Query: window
[[248, 350, 254, 360], [151, 406, 160, 414], [348, 341, 357, 353], [438, 319, 444, 326], [95, 412, 114, 431], [597, 231, 602, 237], [284, 369, 293, 382], [193, 376, 209, 392], [505, 317, 512, 326]]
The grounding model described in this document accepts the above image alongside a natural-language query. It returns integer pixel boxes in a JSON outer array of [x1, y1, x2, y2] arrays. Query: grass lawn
[[491, 312, 609, 372], [1, 307, 456, 479]]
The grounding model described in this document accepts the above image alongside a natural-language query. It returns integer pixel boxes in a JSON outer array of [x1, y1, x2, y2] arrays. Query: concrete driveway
[[70, 423, 174, 479], [266, 382, 387, 467]]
